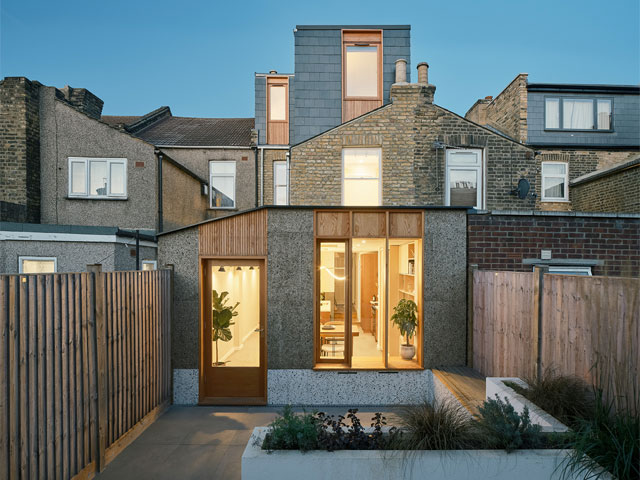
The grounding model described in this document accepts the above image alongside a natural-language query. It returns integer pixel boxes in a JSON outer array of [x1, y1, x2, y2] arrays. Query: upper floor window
[[545, 97, 612, 131], [19, 256, 57, 274], [445, 149, 484, 209], [342, 30, 382, 122], [541, 162, 568, 202], [267, 76, 289, 145], [342, 148, 381, 206], [68, 157, 127, 198], [273, 161, 288, 205], [210, 161, 236, 209]]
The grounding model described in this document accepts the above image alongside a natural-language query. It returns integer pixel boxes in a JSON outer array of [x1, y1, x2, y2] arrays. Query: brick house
[[466, 76, 640, 212]]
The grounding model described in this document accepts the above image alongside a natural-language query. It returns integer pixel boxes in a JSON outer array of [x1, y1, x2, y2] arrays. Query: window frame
[[67, 157, 128, 199], [444, 148, 485, 209], [541, 161, 569, 202], [266, 76, 290, 145], [141, 260, 157, 271], [547, 266, 592, 276], [273, 160, 288, 205], [342, 30, 383, 102], [341, 147, 382, 206], [18, 256, 57, 274], [209, 160, 237, 210], [543, 96, 614, 132]]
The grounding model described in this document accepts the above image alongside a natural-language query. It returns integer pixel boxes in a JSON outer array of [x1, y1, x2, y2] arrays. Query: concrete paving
[[95, 405, 400, 480]]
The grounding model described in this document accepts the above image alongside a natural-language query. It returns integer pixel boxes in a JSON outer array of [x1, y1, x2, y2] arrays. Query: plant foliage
[[211, 290, 239, 365], [391, 299, 418, 345], [262, 405, 320, 452], [477, 395, 543, 452]]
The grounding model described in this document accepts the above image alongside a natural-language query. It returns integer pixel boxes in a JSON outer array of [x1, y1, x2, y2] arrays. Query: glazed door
[[201, 259, 266, 404]]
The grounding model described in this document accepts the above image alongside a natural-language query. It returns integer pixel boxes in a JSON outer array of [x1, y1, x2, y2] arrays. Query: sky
[[1, 0, 638, 118]]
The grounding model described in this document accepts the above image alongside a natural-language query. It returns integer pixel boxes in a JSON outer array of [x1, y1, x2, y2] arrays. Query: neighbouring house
[[465, 76, 640, 212], [0, 77, 210, 273]]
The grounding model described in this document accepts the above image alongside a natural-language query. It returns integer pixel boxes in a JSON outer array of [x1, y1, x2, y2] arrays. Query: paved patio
[[96, 405, 400, 480]]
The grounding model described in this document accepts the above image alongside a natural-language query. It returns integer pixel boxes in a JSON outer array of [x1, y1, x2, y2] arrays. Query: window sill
[[313, 365, 424, 372], [208, 207, 238, 211], [541, 199, 570, 203], [66, 196, 128, 201], [543, 128, 613, 133]]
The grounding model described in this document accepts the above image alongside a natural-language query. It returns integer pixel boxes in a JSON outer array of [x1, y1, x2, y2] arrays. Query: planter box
[[486, 377, 568, 433], [242, 427, 587, 480]]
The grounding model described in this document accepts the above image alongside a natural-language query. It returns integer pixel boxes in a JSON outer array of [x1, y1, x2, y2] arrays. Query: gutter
[[154, 145, 253, 149]]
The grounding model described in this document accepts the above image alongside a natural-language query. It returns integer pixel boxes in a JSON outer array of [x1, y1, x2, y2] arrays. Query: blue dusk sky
[[1, 0, 638, 118]]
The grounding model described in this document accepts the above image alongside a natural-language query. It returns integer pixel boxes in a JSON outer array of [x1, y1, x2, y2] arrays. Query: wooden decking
[[432, 366, 486, 417]]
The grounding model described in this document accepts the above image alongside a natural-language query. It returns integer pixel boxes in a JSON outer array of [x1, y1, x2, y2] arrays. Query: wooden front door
[[201, 259, 267, 404]]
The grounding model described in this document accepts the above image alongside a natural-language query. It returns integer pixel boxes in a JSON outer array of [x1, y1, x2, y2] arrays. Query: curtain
[[563, 100, 593, 129]]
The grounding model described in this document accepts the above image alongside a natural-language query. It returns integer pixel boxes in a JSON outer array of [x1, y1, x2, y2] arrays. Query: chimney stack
[[394, 59, 407, 84], [417, 62, 429, 85]]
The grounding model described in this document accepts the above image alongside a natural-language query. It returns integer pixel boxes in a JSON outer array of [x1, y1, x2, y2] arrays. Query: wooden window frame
[[266, 76, 289, 145]]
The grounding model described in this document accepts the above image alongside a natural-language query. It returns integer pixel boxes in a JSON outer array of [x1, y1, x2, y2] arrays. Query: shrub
[[505, 372, 595, 429], [394, 400, 476, 450], [562, 393, 640, 480], [477, 395, 543, 452], [262, 405, 320, 451]]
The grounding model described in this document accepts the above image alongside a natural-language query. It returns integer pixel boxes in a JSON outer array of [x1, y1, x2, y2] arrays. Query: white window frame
[[341, 148, 382, 206], [541, 162, 569, 202], [273, 160, 288, 205], [68, 157, 127, 199], [547, 266, 592, 276], [18, 256, 58, 274], [209, 161, 236, 209], [141, 260, 157, 271], [444, 148, 485, 209]]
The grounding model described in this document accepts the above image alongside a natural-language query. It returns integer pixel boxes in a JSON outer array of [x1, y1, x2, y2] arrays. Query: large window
[[541, 162, 568, 201], [545, 97, 612, 131], [342, 30, 382, 122], [210, 161, 236, 209], [342, 148, 381, 206], [19, 256, 57, 273], [445, 149, 484, 209], [267, 77, 289, 145], [68, 157, 127, 198], [273, 161, 288, 205]]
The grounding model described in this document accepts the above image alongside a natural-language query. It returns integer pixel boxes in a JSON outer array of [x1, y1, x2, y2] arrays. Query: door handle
[[254, 328, 264, 333]]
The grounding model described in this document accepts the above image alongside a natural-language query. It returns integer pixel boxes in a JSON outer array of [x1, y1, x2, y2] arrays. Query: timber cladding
[[314, 210, 423, 238], [198, 209, 268, 257]]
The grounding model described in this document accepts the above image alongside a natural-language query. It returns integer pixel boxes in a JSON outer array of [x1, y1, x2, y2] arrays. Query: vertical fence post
[[533, 266, 548, 380], [467, 264, 478, 367], [164, 265, 174, 404], [87, 264, 107, 472]]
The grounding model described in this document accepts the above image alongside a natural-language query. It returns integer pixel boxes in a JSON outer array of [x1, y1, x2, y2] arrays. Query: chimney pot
[[394, 59, 407, 84], [269, 70, 278, 74], [485, 95, 493, 100], [417, 62, 429, 85]]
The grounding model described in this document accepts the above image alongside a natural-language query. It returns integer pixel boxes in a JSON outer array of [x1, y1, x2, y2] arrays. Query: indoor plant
[[391, 298, 418, 360], [212, 289, 239, 366]]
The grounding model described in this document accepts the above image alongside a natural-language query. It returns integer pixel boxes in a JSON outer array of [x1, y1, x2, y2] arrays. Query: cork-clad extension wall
[[290, 81, 537, 210]]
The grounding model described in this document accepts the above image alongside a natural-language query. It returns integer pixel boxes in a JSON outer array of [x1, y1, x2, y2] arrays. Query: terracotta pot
[[400, 344, 415, 360]]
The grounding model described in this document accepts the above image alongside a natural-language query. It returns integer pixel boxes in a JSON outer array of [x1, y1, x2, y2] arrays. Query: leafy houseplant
[[391, 299, 418, 360], [211, 290, 239, 366]]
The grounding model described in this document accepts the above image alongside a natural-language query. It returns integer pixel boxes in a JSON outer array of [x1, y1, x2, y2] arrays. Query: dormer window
[[545, 97, 613, 131], [342, 30, 382, 122], [267, 76, 289, 145]]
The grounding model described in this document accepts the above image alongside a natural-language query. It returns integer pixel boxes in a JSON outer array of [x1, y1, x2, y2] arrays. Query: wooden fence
[[0, 268, 172, 480], [472, 268, 639, 413]]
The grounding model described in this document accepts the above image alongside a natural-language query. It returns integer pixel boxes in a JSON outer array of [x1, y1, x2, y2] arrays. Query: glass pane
[[597, 100, 611, 130], [388, 239, 421, 369], [319, 243, 347, 361], [563, 99, 594, 129], [275, 186, 287, 205], [109, 162, 125, 195], [142, 262, 156, 271], [211, 161, 236, 175], [545, 98, 560, 129], [543, 163, 566, 175], [351, 238, 385, 369], [211, 264, 260, 367], [21, 259, 55, 273], [343, 179, 380, 206], [449, 169, 478, 207], [212, 175, 235, 207], [447, 151, 480, 166], [544, 177, 565, 199], [269, 85, 286, 121], [343, 149, 380, 178], [346, 46, 378, 97], [274, 161, 287, 186], [89, 161, 108, 196], [70, 161, 86, 194]]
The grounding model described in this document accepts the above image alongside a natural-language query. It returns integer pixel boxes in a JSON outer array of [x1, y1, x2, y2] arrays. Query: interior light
[[320, 265, 346, 281], [236, 266, 242, 271], [218, 266, 225, 272], [249, 266, 254, 270]]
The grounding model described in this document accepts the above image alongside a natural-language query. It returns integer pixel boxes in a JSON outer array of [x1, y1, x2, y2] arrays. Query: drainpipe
[[260, 147, 265, 206], [135, 229, 140, 270], [253, 146, 259, 207], [156, 150, 164, 233], [285, 150, 291, 205]]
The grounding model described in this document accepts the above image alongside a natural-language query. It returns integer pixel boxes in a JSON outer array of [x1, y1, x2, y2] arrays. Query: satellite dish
[[515, 178, 530, 199]]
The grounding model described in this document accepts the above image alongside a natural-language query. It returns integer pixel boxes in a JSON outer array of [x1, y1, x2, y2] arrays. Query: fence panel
[[0, 269, 172, 480]]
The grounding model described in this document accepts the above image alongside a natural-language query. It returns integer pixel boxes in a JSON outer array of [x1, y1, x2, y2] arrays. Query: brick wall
[[0, 77, 41, 222], [465, 74, 528, 143], [468, 213, 639, 277], [290, 82, 537, 209], [571, 164, 640, 213]]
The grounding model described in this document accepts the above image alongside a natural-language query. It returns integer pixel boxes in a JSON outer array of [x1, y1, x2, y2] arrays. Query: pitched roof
[[134, 116, 255, 147], [100, 115, 141, 127]]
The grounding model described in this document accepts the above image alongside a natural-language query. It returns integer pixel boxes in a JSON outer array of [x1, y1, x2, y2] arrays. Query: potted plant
[[212, 290, 239, 366], [391, 298, 418, 360]]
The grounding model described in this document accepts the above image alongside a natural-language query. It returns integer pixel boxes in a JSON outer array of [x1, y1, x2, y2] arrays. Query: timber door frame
[[199, 256, 268, 405]]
